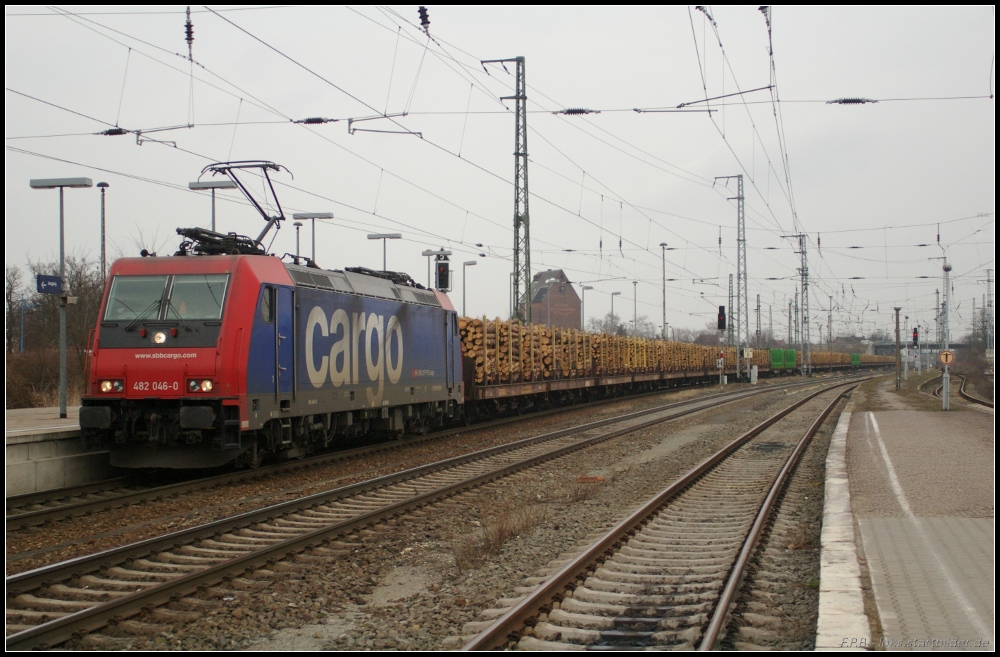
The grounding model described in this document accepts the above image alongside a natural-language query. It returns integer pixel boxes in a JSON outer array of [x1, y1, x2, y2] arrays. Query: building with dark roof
[[529, 269, 582, 329]]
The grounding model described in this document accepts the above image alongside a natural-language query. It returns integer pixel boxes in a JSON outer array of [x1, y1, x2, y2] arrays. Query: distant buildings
[[529, 269, 581, 329]]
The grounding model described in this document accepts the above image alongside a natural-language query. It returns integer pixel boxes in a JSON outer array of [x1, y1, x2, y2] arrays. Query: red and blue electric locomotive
[[81, 161, 463, 468], [81, 243, 463, 469]]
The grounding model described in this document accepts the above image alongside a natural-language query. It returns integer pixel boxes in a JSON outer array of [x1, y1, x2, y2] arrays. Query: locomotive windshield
[[105, 274, 229, 321], [165, 274, 229, 320], [104, 275, 168, 321]]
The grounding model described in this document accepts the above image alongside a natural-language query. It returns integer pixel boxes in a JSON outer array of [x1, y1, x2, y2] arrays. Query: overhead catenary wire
[[11, 7, 989, 333]]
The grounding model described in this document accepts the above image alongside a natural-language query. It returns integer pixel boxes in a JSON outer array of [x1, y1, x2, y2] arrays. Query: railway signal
[[718, 306, 727, 331], [435, 259, 451, 291]]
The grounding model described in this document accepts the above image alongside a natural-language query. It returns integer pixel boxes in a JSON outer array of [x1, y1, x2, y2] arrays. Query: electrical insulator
[[418, 6, 430, 30], [718, 306, 727, 331]]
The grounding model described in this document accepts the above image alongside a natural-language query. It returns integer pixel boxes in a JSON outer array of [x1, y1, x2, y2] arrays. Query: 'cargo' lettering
[[305, 306, 403, 406]]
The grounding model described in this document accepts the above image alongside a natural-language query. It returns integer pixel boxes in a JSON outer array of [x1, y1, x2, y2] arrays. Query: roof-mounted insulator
[[98, 128, 130, 136], [294, 117, 338, 124], [827, 98, 879, 104]]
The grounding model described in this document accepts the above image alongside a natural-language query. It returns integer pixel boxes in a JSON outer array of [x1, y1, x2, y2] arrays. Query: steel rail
[[918, 373, 943, 395], [6, 380, 801, 650], [9, 380, 782, 590], [958, 375, 994, 408], [6, 477, 130, 511], [698, 385, 854, 650], [7, 376, 792, 529], [461, 379, 862, 650]]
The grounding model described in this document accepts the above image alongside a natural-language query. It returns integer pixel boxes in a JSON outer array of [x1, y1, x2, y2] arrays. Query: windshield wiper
[[163, 298, 193, 332], [125, 300, 162, 332]]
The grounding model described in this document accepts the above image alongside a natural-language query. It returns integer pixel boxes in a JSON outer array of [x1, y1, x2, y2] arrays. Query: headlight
[[153, 331, 167, 344], [188, 379, 214, 393], [99, 379, 124, 393]]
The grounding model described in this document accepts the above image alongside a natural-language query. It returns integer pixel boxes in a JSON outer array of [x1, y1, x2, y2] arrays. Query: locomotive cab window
[[260, 286, 274, 323], [165, 274, 229, 320], [104, 274, 229, 321], [104, 275, 169, 320]]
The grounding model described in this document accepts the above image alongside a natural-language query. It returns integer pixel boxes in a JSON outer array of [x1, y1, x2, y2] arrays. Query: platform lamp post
[[462, 261, 477, 316], [369, 233, 402, 271], [188, 179, 237, 232], [581, 285, 593, 330], [942, 261, 952, 410], [97, 182, 109, 284], [30, 177, 93, 419], [292, 212, 333, 264], [660, 242, 668, 339], [610, 291, 621, 333], [633, 280, 639, 337]]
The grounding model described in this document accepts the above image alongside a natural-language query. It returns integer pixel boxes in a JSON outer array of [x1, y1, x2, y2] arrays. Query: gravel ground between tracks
[[8, 386, 724, 575], [723, 397, 843, 650], [61, 383, 836, 651]]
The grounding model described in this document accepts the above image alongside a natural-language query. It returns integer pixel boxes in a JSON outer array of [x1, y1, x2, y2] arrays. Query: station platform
[[818, 374, 994, 650], [5, 406, 115, 496]]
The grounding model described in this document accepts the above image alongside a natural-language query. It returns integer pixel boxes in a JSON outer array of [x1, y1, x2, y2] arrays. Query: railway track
[[958, 375, 993, 408], [925, 374, 993, 408], [6, 376, 838, 533], [5, 384, 690, 531], [7, 377, 832, 650], [459, 381, 854, 650]]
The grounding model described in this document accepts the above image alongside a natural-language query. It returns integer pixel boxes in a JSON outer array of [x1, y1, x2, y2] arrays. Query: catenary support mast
[[483, 56, 531, 322]]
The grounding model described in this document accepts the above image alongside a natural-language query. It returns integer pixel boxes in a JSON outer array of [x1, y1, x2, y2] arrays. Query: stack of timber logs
[[459, 316, 736, 385], [458, 316, 888, 386]]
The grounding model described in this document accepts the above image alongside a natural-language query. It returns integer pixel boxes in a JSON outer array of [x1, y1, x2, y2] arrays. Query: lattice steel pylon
[[483, 56, 530, 321], [718, 175, 747, 378], [785, 233, 811, 376]]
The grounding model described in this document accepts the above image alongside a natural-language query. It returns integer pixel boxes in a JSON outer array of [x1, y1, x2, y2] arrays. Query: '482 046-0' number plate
[[133, 381, 180, 392]]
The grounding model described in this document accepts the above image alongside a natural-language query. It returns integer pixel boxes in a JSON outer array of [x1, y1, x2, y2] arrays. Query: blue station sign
[[36, 274, 62, 295]]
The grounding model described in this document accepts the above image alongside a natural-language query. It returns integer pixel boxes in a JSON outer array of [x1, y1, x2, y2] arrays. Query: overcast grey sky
[[5, 6, 995, 340]]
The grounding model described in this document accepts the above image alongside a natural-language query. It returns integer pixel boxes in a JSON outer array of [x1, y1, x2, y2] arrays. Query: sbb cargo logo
[[304, 306, 404, 405]]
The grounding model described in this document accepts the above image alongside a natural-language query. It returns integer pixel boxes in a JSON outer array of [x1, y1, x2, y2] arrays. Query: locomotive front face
[[79, 256, 263, 468]]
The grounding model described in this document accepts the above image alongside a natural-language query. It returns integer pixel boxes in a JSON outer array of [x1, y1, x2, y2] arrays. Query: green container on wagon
[[850, 353, 861, 367], [770, 348, 784, 371], [784, 349, 797, 370]]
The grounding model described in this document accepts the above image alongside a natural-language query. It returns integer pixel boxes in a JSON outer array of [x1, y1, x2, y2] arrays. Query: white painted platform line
[[816, 404, 871, 651], [865, 412, 994, 645]]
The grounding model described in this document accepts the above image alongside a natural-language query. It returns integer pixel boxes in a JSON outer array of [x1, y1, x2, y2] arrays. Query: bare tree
[[7, 256, 105, 408], [587, 312, 626, 336], [632, 315, 657, 339], [670, 326, 698, 343], [25, 256, 104, 354], [5, 265, 24, 353]]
